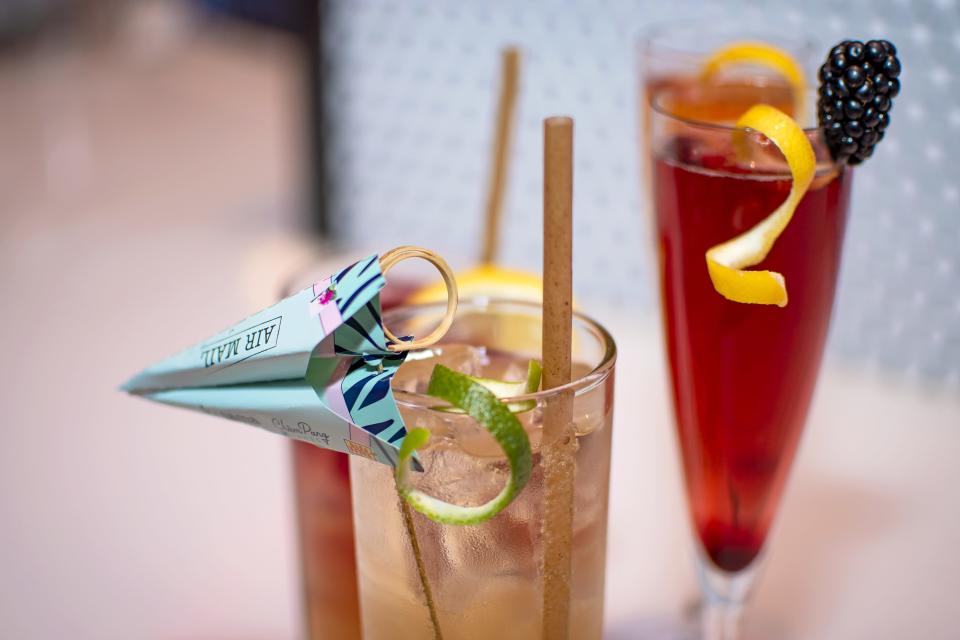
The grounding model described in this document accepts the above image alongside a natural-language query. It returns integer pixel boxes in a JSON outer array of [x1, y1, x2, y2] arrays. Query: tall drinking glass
[[649, 80, 852, 638], [350, 299, 616, 639], [291, 441, 362, 639]]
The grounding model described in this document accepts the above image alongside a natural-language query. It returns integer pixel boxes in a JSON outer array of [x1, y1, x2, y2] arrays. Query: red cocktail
[[654, 137, 851, 571], [648, 79, 853, 639]]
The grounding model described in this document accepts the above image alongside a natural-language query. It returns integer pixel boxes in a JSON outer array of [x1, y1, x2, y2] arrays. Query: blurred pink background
[[1, 2, 958, 639]]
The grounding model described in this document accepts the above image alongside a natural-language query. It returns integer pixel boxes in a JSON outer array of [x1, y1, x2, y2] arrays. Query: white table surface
[[2, 19, 957, 640]]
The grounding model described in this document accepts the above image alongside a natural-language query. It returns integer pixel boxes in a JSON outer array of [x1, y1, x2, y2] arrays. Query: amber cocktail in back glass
[[639, 24, 814, 160]]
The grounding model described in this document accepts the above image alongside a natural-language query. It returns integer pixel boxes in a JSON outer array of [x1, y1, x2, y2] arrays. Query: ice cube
[[418, 440, 506, 505], [391, 344, 487, 393], [465, 349, 531, 384], [454, 417, 514, 458]]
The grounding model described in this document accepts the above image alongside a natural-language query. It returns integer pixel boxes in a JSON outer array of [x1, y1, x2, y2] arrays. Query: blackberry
[[817, 39, 901, 165]]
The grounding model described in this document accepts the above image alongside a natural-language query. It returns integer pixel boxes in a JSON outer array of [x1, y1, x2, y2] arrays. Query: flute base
[[696, 546, 764, 640]]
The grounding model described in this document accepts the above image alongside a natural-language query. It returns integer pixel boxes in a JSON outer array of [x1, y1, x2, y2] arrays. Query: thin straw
[[540, 116, 576, 639], [480, 47, 521, 265], [398, 493, 444, 640]]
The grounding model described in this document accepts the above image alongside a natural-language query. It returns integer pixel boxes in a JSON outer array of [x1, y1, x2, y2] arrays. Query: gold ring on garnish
[[379, 246, 459, 351]]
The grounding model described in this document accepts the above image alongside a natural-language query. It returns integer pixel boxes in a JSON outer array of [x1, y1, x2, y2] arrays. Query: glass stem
[[701, 598, 744, 640], [696, 549, 761, 640]]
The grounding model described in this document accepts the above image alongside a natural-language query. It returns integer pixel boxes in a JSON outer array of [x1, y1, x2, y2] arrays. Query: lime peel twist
[[431, 359, 542, 414], [395, 363, 536, 525], [705, 104, 816, 307]]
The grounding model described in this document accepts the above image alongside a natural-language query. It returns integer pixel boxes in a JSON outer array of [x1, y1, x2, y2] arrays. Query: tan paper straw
[[540, 116, 577, 639], [480, 47, 521, 265]]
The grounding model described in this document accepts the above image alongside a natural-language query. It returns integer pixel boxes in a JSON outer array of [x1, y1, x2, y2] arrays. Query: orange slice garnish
[[408, 264, 542, 304], [700, 41, 806, 93], [701, 41, 807, 120]]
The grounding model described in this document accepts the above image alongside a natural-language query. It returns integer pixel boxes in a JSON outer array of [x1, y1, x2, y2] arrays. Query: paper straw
[[540, 116, 576, 639], [480, 47, 520, 265]]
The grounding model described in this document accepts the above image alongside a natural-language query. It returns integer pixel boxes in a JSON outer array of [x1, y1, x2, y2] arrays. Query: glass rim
[[637, 18, 817, 63], [385, 298, 617, 410], [649, 82, 824, 135]]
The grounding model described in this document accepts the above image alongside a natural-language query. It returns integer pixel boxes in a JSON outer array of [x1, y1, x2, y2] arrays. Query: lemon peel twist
[[705, 104, 816, 307]]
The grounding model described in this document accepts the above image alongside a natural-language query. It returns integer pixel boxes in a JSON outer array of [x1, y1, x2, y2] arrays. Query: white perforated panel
[[324, 0, 960, 382]]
